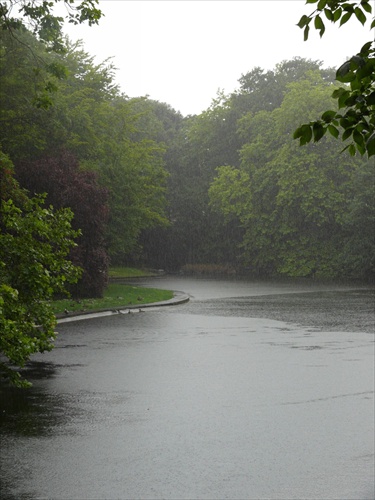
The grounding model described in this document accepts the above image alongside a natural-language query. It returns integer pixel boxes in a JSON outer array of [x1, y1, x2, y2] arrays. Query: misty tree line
[[143, 59, 374, 280], [1, 27, 374, 287]]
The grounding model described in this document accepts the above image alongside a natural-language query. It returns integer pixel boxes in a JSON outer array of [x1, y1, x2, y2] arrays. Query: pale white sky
[[62, 0, 373, 116]]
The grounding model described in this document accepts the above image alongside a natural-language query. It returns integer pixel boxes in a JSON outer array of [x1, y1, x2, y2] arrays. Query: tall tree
[[1, 25, 170, 271], [15, 151, 109, 298], [0, 27, 58, 159], [234, 58, 335, 115], [157, 104, 243, 270], [158, 59, 335, 271]]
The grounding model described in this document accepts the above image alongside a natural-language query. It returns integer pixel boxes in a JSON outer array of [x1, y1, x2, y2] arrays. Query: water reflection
[[0, 362, 84, 438], [0, 362, 87, 499]]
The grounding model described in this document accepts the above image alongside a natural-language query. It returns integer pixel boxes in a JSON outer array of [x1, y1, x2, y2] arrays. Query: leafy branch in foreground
[[294, 0, 375, 157], [0, 181, 81, 387], [0, 0, 102, 52]]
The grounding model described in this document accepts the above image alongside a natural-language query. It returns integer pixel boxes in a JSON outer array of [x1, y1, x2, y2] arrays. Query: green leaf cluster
[[297, 0, 374, 38], [0, 0, 102, 53], [295, 1, 375, 156]]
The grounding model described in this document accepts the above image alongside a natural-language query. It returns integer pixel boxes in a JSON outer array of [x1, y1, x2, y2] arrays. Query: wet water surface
[[1, 277, 374, 499]]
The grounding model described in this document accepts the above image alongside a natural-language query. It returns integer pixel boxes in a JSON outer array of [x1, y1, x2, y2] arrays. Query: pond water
[[1, 277, 374, 499]]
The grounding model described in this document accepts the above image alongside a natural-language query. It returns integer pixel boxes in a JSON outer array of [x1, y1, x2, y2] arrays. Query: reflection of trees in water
[[0, 477, 36, 500], [0, 361, 85, 500], [0, 361, 82, 438], [0, 364, 61, 500]]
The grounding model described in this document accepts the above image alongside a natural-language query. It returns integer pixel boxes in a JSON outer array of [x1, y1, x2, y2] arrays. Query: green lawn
[[109, 267, 158, 278], [52, 283, 173, 315]]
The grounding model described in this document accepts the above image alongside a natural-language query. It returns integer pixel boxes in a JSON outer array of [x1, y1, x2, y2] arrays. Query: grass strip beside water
[[52, 283, 173, 315], [109, 267, 158, 278]]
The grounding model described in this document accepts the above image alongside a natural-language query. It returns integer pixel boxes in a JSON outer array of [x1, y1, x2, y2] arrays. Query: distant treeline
[[1, 28, 374, 292]]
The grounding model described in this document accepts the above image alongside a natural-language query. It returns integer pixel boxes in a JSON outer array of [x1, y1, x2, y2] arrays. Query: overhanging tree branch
[[0, 0, 103, 108], [294, 0, 375, 157]]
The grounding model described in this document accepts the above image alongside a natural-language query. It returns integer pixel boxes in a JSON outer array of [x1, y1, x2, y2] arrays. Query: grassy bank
[[52, 277, 173, 315], [109, 267, 159, 278]]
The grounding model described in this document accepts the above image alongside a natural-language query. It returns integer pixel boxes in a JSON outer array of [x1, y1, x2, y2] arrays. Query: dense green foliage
[[208, 69, 374, 278], [0, 155, 81, 387], [0, 28, 170, 268], [15, 151, 110, 298], [294, 0, 375, 156], [140, 57, 373, 279]]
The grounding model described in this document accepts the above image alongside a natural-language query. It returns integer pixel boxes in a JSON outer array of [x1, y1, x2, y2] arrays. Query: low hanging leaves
[[295, 1, 375, 157]]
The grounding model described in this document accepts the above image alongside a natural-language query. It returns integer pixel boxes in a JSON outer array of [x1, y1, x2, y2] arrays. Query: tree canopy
[[209, 68, 374, 277]]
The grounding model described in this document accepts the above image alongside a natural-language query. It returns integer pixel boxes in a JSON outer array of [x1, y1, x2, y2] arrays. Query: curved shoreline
[[56, 291, 190, 323]]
